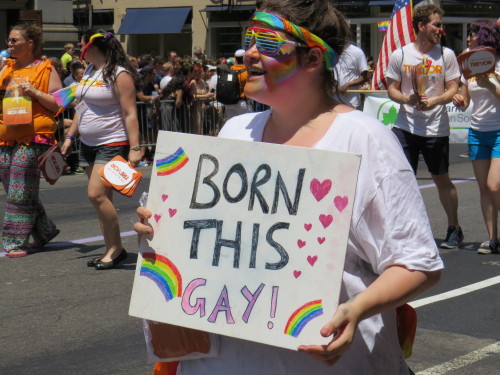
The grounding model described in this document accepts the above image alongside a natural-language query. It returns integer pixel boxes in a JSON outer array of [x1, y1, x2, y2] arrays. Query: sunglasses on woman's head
[[244, 27, 307, 56]]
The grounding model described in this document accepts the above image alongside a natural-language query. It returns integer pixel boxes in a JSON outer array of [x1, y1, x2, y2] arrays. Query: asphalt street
[[0, 143, 499, 375]]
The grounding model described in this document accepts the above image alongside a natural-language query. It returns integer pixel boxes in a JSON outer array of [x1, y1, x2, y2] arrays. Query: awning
[[368, 1, 395, 5], [117, 7, 191, 35], [201, 5, 256, 12]]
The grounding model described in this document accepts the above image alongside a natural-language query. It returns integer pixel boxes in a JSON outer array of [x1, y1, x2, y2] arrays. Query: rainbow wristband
[[65, 134, 75, 140]]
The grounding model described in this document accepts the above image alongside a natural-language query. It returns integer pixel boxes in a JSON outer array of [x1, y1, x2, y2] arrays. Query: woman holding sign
[[453, 20, 500, 254], [0, 23, 62, 258], [62, 30, 141, 269], [135, 0, 443, 373]]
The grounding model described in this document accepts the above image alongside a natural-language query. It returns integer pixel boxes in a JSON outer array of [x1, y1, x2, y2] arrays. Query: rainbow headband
[[251, 11, 338, 71], [80, 32, 114, 60]]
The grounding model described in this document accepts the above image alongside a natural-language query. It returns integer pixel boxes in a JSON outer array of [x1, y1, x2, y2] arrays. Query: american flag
[[371, 0, 416, 90]]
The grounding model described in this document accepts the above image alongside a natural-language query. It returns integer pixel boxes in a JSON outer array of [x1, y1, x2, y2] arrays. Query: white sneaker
[[477, 240, 499, 254]]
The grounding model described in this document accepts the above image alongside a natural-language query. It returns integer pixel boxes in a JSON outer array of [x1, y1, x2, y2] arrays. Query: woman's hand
[[19, 80, 39, 98], [298, 300, 361, 366], [452, 94, 465, 108], [128, 148, 142, 167], [476, 74, 495, 90], [133, 207, 154, 235], [61, 138, 72, 156]]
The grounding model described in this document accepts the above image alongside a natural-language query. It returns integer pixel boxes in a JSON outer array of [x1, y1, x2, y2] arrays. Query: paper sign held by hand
[[458, 47, 496, 79], [129, 131, 361, 351], [99, 155, 142, 197]]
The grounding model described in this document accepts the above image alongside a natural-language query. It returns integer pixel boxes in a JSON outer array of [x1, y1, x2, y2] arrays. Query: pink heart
[[297, 239, 306, 248], [293, 270, 302, 278], [319, 214, 333, 228], [161, 194, 169, 202], [310, 178, 332, 202], [317, 237, 325, 244], [304, 223, 312, 231], [334, 196, 348, 213], [154, 214, 161, 223], [307, 255, 318, 266], [168, 208, 177, 217]]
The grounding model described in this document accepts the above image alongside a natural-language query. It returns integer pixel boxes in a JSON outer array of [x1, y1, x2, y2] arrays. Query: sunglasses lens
[[256, 31, 281, 56], [244, 29, 254, 51], [245, 28, 283, 56]]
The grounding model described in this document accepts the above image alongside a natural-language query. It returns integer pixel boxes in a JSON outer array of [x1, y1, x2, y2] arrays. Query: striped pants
[[0, 143, 57, 253]]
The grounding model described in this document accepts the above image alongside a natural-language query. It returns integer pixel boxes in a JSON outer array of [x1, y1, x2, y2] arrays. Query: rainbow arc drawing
[[284, 300, 324, 337], [140, 252, 182, 301], [156, 147, 189, 176]]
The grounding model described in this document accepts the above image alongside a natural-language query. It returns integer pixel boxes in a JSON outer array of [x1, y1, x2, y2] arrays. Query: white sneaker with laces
[[477, 240, 499, 254]]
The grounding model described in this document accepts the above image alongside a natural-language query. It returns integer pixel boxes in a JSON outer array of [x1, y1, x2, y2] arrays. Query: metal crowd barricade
[[137, 98, 257, 147], [55, 99, 268, 158]]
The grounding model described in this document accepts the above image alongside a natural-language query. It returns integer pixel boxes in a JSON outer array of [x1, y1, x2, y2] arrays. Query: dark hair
[[139, 66, 154, 78], [153, 57, 164, 66], [164, 65, 193, 104], [69, 60, 84, 73], [12, 23, 43, 59], [138, 59, 150, 69], [471, 19, 500, 55], [83, 29, 139, 88], [257, 0, 351, 101], [412, 3, 444, 33]]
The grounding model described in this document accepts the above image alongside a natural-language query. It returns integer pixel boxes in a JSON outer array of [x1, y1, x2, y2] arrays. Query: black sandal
[[95, 249, 128, 270], [87, 257, 101, 267]]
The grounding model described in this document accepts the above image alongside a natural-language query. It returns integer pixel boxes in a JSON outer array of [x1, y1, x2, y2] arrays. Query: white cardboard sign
[[129, 131, 361, 350]]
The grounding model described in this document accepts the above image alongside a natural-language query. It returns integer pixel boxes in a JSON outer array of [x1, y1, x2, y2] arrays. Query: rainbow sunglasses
[[244, 27, 307, 56], [250, 12, 338, 71]]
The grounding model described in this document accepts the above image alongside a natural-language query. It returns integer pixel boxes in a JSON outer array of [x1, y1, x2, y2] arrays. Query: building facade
[[0, 0, 78, 56], [0, 1, 499, 60], [88, 0, 500, 60]]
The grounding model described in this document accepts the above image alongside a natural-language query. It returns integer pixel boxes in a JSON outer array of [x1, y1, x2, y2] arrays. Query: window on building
[[73, 9, 114, 33], [213, 27, 243, 58]]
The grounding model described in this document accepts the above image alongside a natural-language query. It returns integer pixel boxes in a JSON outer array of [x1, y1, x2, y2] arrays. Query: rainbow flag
[[377, 21, 390, 32], [52, 85, 77, 117]]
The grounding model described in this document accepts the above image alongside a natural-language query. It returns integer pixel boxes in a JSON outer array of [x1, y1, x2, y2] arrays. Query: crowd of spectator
[[48, 43, 254, 167]]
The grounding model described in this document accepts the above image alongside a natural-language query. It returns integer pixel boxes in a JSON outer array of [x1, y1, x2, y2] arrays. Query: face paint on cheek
[[265, 53, 300, 91]]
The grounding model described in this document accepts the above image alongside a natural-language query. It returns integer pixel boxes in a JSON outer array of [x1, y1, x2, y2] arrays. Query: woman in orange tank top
[[0, 23, 63, 258]]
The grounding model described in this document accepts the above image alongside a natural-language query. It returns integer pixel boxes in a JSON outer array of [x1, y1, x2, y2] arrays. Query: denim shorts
[[468, 128, 500, 160], [392, 127, 449, 175], [79, 142, 129, 167]]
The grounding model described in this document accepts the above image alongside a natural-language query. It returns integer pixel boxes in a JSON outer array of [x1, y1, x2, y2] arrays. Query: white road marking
[[418, 177, 476, 190], [409, 275, 500, 308], [415, 341, 500, 375], [410, 276, 500, 374]]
